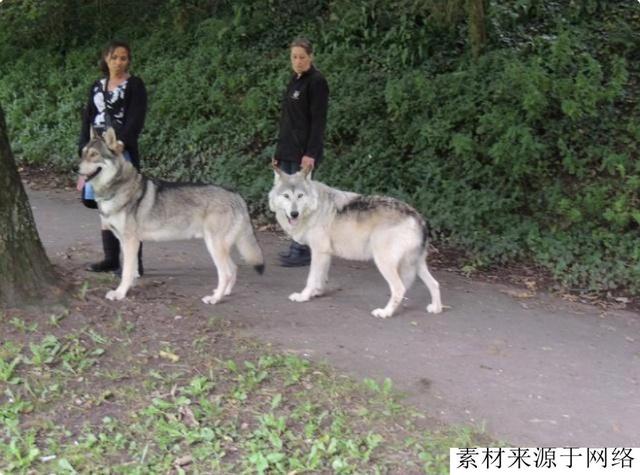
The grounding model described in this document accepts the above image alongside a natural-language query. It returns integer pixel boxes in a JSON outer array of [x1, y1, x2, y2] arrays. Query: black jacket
[[78, 75, 147, 168], [275, 65, 329, 165]]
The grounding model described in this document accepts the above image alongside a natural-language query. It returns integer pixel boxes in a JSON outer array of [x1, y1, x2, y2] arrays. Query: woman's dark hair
[[99, 40, 132, 76], [290, 37, 313, 55]]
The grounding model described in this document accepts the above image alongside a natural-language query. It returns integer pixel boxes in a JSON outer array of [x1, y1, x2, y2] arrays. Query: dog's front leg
[[289, 251, 331, 302], [106, 237, 139, 301]]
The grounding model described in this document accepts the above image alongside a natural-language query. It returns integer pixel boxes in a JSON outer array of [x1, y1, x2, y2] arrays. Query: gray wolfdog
[[268, 166, 442, 318], [78, 127, 264, 303]]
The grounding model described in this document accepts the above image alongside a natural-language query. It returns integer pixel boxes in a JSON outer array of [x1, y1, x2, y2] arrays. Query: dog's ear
[[103, 127, 118, 150], [113, 140, 125, 156], [272, 159, 284, 182], [301, 164, 313, 180], [90, 126, 97, 140]]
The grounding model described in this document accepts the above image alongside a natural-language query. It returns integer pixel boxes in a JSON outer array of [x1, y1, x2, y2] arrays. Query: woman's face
[[105, 47, 130, 77], [290, 46, 312, 75]]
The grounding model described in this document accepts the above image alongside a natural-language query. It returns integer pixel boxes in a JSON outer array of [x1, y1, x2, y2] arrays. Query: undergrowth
[[1, 0, 639, 293]]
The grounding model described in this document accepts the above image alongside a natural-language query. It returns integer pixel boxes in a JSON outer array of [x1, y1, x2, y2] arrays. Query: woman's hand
[[301, 155, 315, 170], [76, 175, 86, 192]]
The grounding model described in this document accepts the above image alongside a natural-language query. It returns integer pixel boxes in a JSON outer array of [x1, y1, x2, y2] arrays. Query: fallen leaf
[[179, 406, 200, 428], [500, 288, 535, 299], [159, 350, 180, 362], [174, 454, 193, 467]]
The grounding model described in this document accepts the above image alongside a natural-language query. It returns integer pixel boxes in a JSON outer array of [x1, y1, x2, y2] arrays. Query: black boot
[[279, 242, 311, 267], [278, 241, 296, 258], [137, 242, 144, 277], [87, 230, 120, 272]]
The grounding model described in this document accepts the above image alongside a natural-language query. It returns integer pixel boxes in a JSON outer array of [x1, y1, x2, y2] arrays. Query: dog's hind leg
[[399, 253, 418, 290], [106, 237, 140, 301], [371, 254, 405, 319], [417, 253, 442, 314], [222, 245, 237, 296], [202, 234, 234, 305]]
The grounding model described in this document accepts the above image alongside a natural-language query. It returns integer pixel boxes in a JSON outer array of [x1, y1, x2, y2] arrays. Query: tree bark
[[0, 105, 57, 306], [467, 0, 487, 59]]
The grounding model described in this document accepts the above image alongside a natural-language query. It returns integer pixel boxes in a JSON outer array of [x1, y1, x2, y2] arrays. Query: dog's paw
[[427, 303, 443, 314], [309, 288, 324, 298], [371, 307, 393, 319], [289, 292, 310, 302], [106, 289, 126, 301], [202, 294, 220, 305]]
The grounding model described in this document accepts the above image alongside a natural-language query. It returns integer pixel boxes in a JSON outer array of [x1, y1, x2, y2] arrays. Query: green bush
[[1, 0, 639, 294]]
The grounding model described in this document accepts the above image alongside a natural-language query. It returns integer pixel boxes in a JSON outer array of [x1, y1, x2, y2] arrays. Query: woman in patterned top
[[77, 40, 147, 274]]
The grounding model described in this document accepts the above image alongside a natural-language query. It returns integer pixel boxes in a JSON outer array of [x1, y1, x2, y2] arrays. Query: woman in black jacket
[[77, 40, 147, 274], [274, 37, 329, 267]]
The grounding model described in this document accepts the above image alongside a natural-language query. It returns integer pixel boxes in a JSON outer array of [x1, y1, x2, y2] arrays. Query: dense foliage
[[1, 0, 639, 294]]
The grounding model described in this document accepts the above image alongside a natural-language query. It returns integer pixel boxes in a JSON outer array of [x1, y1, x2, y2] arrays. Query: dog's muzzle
[[287, 210, 299, 225], [85, 166, 103, 182]]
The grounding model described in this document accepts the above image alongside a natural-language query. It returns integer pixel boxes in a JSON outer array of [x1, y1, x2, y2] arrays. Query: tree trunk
[[0, 105, 57, 306], [467, 0, 487, 59]]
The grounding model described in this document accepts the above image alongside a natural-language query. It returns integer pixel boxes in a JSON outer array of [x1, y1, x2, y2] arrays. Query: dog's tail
[[236, 216, 265, 275]]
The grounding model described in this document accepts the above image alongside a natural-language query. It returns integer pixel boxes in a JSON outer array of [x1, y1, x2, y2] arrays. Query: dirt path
[[28, 186, 640, 447]]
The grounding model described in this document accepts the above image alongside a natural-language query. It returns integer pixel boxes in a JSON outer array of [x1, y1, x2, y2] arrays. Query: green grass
[[0, 280, 488, 473]]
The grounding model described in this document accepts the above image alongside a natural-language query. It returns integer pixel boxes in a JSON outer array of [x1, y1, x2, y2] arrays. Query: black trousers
[[277, 160, 311, 257], [278, 160, 301, 175]]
